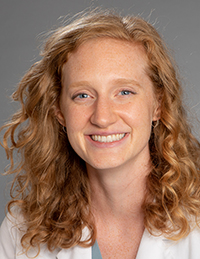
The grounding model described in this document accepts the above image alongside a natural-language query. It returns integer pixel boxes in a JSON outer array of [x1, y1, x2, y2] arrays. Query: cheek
[[65, 106, 89, 132], [127, 100, 153, 123]]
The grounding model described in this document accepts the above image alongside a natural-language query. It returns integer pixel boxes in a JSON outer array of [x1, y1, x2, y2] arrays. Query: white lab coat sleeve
[[0, 215, 17, 259]]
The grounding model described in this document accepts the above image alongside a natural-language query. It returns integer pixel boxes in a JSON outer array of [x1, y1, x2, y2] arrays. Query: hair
[[1, 8, 200, 254]]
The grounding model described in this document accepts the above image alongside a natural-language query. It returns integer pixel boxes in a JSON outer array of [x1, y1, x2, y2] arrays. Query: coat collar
[[136, 229, 174, 259], [56, 229, 174, 259], [56, 227, 92, 259], [54, 227, 200, 259], [56, 245, 91, 259]]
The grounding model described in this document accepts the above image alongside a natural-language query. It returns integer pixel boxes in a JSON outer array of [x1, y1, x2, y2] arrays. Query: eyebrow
[[110, 78, 142, 88], [67, 81, 91, 88], [67, 78, 142, 89]]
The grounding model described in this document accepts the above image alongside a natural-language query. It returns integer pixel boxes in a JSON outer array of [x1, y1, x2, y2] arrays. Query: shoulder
[[137, 227, 200, 259], [0, 207, 23, 237], [0, 207, 30, 258], [0, 207, 22, 258], [0, 207, 58, 258], [167, 227, 200, 259], [0, 207, 88, 259], [0, 206, 26, 239]]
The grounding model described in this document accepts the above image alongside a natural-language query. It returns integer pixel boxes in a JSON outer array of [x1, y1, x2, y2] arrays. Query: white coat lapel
[[56, 227, 92, 259], [136, 227, 200, 259], [136, 229, 174, 259], [56, 245, 91, 259]]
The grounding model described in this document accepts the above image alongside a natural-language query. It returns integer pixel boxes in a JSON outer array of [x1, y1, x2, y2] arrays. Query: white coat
[[1, 210, 200, 259]]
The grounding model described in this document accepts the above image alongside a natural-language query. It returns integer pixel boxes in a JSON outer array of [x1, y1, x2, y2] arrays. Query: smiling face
[[56, 38, 160, 171]]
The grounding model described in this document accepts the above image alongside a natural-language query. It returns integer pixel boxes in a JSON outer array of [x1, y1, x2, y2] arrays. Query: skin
[[56, 38, 160, 258]]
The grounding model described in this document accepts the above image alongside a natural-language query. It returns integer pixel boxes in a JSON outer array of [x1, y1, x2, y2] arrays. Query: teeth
[[91, 133, 125, 143]]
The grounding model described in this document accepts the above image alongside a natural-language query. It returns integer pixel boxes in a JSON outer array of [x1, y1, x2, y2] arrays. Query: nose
[[90, 97, 117, 128]]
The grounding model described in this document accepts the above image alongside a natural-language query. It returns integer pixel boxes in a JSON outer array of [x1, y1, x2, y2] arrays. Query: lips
[[91, 133, 126, 143]]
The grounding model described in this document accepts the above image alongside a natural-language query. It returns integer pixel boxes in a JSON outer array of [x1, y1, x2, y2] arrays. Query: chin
[[86, 158, 125, 171]]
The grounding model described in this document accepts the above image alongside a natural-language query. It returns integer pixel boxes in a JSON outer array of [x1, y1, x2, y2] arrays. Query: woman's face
[[56, 38, 160, 171]]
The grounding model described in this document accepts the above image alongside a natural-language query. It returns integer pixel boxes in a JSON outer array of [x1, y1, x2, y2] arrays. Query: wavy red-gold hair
[[1, 9, 200, 254]]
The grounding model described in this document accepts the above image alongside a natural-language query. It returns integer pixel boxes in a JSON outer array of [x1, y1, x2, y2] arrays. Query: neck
[[87, 159, 151, 222]]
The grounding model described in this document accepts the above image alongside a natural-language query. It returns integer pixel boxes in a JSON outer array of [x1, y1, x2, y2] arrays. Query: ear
[[55, 107, 66, 127], [152, 98, 161, 121]]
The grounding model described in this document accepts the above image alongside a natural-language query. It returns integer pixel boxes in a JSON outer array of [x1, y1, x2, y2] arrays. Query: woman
[[0, 9, 200, 259]]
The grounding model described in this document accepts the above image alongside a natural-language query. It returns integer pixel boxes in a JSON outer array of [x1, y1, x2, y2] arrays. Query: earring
[[63, 126, 67, 133], [152, 120, 159, 128]]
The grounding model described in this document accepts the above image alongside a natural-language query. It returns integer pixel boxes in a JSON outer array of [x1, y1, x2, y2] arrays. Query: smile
[[91, 133, 126, 143]]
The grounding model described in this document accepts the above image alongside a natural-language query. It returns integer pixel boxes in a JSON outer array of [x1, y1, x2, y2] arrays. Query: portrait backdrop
[[0, 0, 199, 223]]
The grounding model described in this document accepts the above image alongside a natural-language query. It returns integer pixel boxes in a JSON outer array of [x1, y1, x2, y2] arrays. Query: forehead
[[62, 38, 149, 79], [73, 37, 145, 53]]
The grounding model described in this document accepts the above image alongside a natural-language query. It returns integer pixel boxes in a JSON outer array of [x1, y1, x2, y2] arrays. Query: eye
[[119, 90, 136, 96], [73, 93, 89, 99]]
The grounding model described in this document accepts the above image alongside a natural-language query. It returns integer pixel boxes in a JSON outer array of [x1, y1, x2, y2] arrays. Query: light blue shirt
[[92, 240, 103, 259]]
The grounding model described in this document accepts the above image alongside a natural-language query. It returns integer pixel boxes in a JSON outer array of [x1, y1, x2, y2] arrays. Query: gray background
[[0, 0, 199, 223]]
